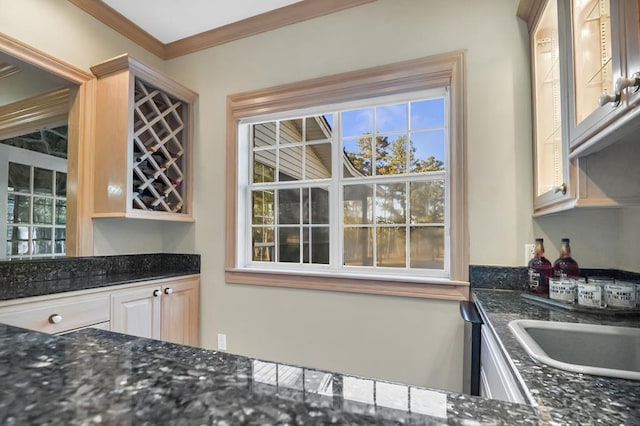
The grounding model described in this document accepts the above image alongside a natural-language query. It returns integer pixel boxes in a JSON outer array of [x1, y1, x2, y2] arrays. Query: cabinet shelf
[[91, 55, 197, 221]]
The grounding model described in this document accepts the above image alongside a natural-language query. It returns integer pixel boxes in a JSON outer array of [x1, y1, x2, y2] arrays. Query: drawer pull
[[164, 288, 173, 295], [153, 289, 161, 297], [49, 314, 62, 324]]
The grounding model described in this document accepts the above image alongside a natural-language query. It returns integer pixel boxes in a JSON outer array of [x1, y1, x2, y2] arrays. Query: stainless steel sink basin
[[508, 320, 640, 380]]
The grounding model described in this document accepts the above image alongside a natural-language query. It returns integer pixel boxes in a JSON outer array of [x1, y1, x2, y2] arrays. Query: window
[[227, 52, 468, 300], [0, 141, 67, 259], [246, 93, 448, 276], [6, 162, 66, 257]]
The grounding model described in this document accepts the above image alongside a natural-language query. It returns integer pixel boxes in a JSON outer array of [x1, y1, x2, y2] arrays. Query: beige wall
[[2, 0, 638, 393]]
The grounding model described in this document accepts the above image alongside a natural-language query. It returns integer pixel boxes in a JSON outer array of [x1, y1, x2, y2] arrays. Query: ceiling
[[102, 0, 303, 44], [68, 0, 376, 59]]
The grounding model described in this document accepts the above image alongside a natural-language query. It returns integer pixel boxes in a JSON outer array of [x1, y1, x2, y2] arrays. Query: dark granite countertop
[[0, 324, 541, 425], [473, 289, 640, 425], [0, 254, 200, 301]]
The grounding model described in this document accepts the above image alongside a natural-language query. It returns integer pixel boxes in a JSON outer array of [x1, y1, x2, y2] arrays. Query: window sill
[[225, 268, 469, 301]]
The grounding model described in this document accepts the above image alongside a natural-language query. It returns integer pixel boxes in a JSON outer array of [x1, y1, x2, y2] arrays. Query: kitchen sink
[[508, 319, 640, 380]]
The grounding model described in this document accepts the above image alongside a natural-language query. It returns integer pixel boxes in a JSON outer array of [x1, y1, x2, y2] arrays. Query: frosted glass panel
[[572, 0, 613, 124], [533, 0, 563, 196]]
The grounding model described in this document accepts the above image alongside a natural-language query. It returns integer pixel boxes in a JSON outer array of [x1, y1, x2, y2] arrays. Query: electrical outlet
[[524, 244, 536, 265], [217, 333, 227, 350]]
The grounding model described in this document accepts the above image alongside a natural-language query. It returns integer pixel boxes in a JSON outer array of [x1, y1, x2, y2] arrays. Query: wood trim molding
[[0, 88, 70, 139], [226, 51, 469, 300], [226, 270, 469, 301], [0, 32, 95, 256], [164, 0, 377, 59], [66, 0, 165, 58], [0, 62, 21, 79], [67, 0, 376, 60]]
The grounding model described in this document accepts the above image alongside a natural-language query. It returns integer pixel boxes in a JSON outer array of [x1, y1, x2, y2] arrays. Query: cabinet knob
[[552, 183, 567, 195], [48, 314, 62, 324], [615, 73, 640, 93], [598, 92, 621, 107], [153, 289, 161, 297], [164, 288, 173, 295]]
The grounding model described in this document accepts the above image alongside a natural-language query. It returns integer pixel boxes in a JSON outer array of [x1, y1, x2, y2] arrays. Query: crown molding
[[67, 0, 376, 60]]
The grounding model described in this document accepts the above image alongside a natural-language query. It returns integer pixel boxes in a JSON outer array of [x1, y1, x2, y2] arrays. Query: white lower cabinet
[[0, 274, 199, 346], [480, 325, 527, 404], [0, 292, 110, 335], [111, 285, 162, 340], [111, 276, 199, 346]]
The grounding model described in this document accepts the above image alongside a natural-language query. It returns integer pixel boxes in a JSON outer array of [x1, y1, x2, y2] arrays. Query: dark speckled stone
[[470, 265, 640, 290], [474, 289, 640, 425], [0, 254, 200, 301], [0, 324, 541, 425]]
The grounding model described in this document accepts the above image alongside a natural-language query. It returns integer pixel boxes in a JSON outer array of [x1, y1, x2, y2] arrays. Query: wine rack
[[132, 79, 186, 213], [91, 55, 197, 221]]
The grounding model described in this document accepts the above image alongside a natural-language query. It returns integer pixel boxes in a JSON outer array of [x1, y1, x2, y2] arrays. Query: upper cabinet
[[531, 0, 573, 210], [521, 0, 640, 214], [561, 0, 628, 148], [91, 55, 197, 221]]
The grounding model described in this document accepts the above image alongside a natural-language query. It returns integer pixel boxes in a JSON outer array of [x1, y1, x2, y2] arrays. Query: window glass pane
[[8, 226, 29, 256], [305, 116, 331, 141], [55, 228, 65, 254], [279, 146, 302, 181], [311, 227, 329, 264], [303, 227, 309, 263], [376, 227, 406, 267], [376, 135, 407, 176], [344, 184, 373, 224], [253, 227, 275, 262], [376, 103, 407, 133], [280, 119, 302, 144], [343, 137, 372, 177], [56, 172, 67, 196], [278, 189, 300, 224], [8, 163, 30, 193], [32, 227, 53, 255], [410, 181, 445, 224], [254, 122, 276, 147], [305, 144, 331, 179], [33, 168, 53, 195], [410, 227, 445, 270], [411, 98, 445, 129], [376, 183, 406, 224], [344, 227, 373, 266], [311, 187, 329, 224], [342, 108, 373, 138], [33, 197, 53, 225], [252, 190, 274, 225], [7, 194, 30, 224], [253, 151, 276, 183], [410, 130, 446, 172], [279, 227, 300, 263], [55, 200, 67, 225]]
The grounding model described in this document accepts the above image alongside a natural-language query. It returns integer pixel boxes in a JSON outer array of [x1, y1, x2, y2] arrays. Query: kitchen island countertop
[[0, 323, 540, 425]]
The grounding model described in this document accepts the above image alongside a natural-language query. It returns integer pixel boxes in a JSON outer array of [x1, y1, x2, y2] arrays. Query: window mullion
[[332, 111, 342, 271]]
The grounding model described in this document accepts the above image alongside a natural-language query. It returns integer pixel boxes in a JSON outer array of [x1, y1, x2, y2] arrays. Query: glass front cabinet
[[523, 0, 640, 213], [531, 0, 574, 211]]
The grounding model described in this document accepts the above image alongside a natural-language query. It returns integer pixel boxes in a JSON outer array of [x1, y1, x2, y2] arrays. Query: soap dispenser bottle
[[527, 238, 552, 294], [553, 238, 579, 278]]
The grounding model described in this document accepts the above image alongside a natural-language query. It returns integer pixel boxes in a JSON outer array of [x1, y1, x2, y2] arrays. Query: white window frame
[[239, 89, 450, 279], [226, 52, 469, 301]]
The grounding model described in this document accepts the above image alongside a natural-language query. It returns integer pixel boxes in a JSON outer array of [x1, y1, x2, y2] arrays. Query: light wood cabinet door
[[161, 277, 199, 346], [111, 285, 162, 340]]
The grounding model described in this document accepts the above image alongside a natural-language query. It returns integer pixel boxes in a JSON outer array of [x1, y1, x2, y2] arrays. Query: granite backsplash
[[0, 253, 200, 286], [469, 265, 640, 290]]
